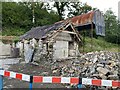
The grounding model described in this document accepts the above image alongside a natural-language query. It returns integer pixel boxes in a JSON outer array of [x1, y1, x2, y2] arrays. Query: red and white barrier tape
[[33, 76, 79, 84], [33, 76, 120, 87], [0, 70, 120, 87], [0, 70, 30, 82], [82, 78, 120, 87]]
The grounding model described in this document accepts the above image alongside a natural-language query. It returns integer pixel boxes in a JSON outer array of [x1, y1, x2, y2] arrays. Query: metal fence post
[[78, 73, 84, 89], [78, 77, 82, 89], [29, 76, 33, 90], [29, 82, 32, 90], [0, 68, 3, 90]]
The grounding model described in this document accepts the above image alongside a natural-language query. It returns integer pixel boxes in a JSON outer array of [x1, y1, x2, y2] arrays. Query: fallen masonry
[[48, 51, 120, 88]]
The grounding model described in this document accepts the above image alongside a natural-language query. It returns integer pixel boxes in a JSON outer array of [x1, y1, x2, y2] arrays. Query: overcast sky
[[80, 0, 119, 17]]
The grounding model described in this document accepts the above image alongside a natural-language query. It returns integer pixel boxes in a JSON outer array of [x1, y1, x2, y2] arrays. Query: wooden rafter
[[45, 22, 83, 46], [46, 21, 71, 43], [70, 23, 83, 45]]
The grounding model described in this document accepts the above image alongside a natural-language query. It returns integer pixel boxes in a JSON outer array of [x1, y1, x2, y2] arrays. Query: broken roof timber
[[46, 23, 82, 44], [62, 31, 76, 34], [70, 23, 83, 44]]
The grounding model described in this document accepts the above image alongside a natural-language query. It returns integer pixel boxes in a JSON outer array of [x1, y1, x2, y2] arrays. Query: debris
[[52, 69, 59, 74], [41, 72, 49, 76], [97, 67, 109, 75], [50, 51, 119, 81], [31, 62, 39, 66], [108, 75, 119, 80], [97, 64, 104, 67], [14, 50, 119, 88]]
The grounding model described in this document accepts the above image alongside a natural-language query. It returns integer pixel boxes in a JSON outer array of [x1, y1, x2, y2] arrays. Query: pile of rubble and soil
[[51, 51, 120, 80], [4, 51, 120, 89]]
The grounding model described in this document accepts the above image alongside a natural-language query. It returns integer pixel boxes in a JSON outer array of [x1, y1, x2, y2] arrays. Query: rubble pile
[[33, 46, 48, 62], [51, 51, 120, 80]]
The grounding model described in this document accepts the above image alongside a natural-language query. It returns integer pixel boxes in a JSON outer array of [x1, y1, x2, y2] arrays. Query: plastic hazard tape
[[0, 70, 120, 87], [0, 70, 30, 82], [33, 76, 120, 87], [82, 78, 120, 87], [33, 76, 79, 84]]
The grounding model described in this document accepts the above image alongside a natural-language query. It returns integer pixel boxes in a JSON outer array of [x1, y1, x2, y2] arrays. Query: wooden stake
[[91, 23, 93, 51]]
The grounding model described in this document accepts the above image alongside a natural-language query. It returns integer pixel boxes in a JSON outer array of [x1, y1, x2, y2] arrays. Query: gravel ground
[[2, 59, 67, 89], [1, 52, 120, 89]]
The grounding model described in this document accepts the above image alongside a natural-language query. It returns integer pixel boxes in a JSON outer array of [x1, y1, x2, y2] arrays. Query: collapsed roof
[[20, 10, 105, 40], [20, 22, 66, 40]]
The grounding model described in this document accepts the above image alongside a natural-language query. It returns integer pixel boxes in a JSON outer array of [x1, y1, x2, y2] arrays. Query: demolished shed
[[19, 10, 105, 63], [20, 21, 82, 62]]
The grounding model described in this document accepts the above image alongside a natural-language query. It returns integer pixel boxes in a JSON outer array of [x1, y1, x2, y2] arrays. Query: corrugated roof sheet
[[70, 11, 94, 26], [70, 10, 105, 36]]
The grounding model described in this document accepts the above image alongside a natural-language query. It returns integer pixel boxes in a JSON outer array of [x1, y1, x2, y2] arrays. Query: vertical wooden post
[[83, 30, 85, 53], [91, 23, 93, 51]]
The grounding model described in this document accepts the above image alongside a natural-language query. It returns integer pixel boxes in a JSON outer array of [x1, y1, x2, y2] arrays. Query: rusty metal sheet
[[70, 10, 105, 36], [70, 11, 94, 26]]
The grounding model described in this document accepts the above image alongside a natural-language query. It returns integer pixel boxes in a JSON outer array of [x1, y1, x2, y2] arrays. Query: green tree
[[53, 2, 68, 20], [2, 2, 33, 34], [67, 2, 92, 17], [33, 2, 59, 26], [49, 2, 93, 19], [104, 9, 120, 44], [2, 2, 59, 36]]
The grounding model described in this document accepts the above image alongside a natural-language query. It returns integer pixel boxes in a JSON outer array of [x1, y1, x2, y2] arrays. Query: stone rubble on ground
[[31, 50, 120, 89], [50, 51, 120, 81]]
